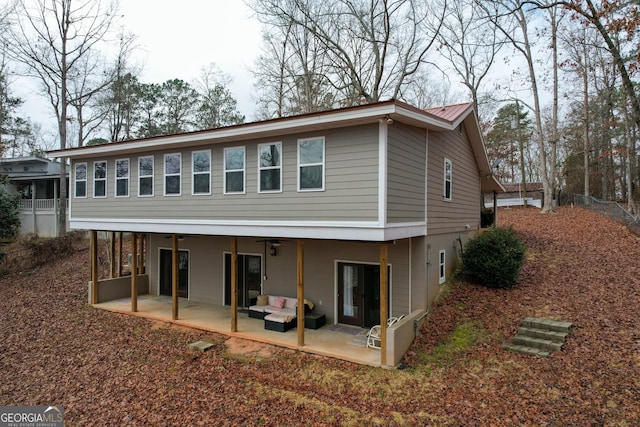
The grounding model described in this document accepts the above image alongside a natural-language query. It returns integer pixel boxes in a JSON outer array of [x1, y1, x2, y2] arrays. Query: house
[[48, 100, 503, 367], [0, 156, 68, 237]]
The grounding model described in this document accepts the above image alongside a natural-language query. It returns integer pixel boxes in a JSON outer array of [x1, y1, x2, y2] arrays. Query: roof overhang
[[48, 101, 472, 160]]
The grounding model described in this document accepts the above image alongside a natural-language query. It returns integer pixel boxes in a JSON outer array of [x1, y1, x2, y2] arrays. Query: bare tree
[[193, 64, 244, 129], [7, 0, 120, 235], [478, 0, 555, 212], [250, 0, 447, 111], [437, 0, 506, 114]]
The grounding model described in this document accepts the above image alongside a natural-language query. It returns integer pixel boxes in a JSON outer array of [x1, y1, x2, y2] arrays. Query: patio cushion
[[256, 295, 268, 306]]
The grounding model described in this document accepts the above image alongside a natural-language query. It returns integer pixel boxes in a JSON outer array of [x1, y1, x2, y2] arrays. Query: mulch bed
[[1, 207, 639, 425]]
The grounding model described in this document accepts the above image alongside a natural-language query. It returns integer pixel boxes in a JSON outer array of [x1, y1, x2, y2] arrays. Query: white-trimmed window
[[439, 250, 446, 284], [258, 142, 282, 193], [192, 150, 211, 195], [74, 162, 87, 198], [298, 137, 324, 191], [444, 158, 452, 201], [138, 156, 154, 197], [115, 159, 129, 197], [224, 146, 245, 194], [164, 153, 181, 196], [93, 161, 107, 198]]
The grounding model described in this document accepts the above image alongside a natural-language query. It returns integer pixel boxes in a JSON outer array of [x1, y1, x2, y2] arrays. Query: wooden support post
[[380, 243, 388, 366], [90, 230, 98, 305], [297, 240, 305, 347], [231, 237, 238, 332], [131, 233, 138, 312], [172, 234, 179, 320], [117, 232, 123, 277], [139, 234, 145, 274], [493, 191, 498, 227], [109, 232, 116, 278]]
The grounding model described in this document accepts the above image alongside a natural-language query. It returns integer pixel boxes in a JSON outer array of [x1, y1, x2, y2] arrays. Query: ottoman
[[264, 313, 297, 332]]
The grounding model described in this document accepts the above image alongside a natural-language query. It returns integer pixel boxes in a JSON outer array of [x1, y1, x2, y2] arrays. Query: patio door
[[337, 262, 390, 328], [159, 249, 189, 298], [224, 254, 262, 308]]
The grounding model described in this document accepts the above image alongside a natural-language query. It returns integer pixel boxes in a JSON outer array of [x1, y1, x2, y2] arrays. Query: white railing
[[484, 197, 542, 209], [19, 198, 68, 210]]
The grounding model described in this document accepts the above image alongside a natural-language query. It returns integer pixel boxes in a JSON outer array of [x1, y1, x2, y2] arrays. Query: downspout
[[415, 244, 432, 337], [31, 180, 36, 236]]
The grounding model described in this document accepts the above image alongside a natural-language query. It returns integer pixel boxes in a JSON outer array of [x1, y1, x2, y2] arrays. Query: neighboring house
[[484, 182, 543, 209], [49, 100, 503, 367], [0, 156, 68, 237]]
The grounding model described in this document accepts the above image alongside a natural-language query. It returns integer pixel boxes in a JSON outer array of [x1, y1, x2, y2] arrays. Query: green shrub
[[461, 227, 525, 289], [0, 181, 20, 240]]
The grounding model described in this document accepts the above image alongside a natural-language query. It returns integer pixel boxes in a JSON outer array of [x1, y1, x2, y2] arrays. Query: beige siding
[[71, 125, 380, 222], [387, 124, 426, 223], [427, 125, 481, 235]]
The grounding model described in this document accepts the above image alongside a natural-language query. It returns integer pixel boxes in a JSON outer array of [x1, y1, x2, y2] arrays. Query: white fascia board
[[69, 218, 426, 242]]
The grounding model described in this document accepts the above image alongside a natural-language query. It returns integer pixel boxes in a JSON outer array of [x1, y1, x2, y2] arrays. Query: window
[[192, 150, 211, 195], [439, 250, 446, 284], [138, 156, 154, 197], [224, 146, 245, 194], [93, 161, 107, 198], [74, 163, 87, 198], [258, 142, 281, 192], [115, 159, 129, 197], [164, 153, 181, 196], [298, 137, 324, 191], [444, 158, 452, 201]]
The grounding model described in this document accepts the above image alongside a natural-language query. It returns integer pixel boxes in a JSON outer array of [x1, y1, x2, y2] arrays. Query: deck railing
[[19, 198, 68, 210]]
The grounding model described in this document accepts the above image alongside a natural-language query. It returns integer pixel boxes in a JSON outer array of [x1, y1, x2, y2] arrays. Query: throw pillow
[[274, 297, 286, 309], [257, 295, 268, 306]]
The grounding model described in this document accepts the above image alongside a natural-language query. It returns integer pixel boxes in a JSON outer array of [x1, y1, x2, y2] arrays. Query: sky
[[119, 1, 263, 117], [18, 1, 264, 142]]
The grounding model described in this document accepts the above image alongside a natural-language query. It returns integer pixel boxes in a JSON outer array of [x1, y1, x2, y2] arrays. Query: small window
[[224, 146, 245, 194], [444, 158, 452, 201], [298, 137, 324, 191], [258, 142, 282, 192], [74, 163, 87, 198], [164, 153, 181, 196], [93, 161, 107, 198], [115, 159, 129, 197], [439, 250, 446, 284], [192, 150, 211, 195], [138, 156, 154, 197]]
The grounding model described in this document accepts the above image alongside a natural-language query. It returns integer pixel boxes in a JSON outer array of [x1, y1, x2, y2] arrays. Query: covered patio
[[95, 294, 383, 367]]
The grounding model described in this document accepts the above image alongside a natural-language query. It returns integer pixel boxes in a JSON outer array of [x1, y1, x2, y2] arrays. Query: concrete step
[[513, 335, 564, 352], [518, 327, 568, 343], [501, 343, 550, 357], [502, 317, 572, 357], [522, 317, 573, 333]]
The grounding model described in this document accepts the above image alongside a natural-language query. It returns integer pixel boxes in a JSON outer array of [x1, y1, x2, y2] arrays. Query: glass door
[[337, 262, 390, 328], [159, 249, 189, 298], [224, 254, 262, 307]]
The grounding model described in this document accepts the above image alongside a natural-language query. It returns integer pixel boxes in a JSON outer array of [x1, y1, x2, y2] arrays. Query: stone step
[[513, 335, 564, 352], [501, 343, 550, 357], [518, 327, 568, 343], [522, 317, 573, 333]]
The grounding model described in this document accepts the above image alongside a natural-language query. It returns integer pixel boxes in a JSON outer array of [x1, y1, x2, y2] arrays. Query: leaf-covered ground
[[1, 207, 639, 426]]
